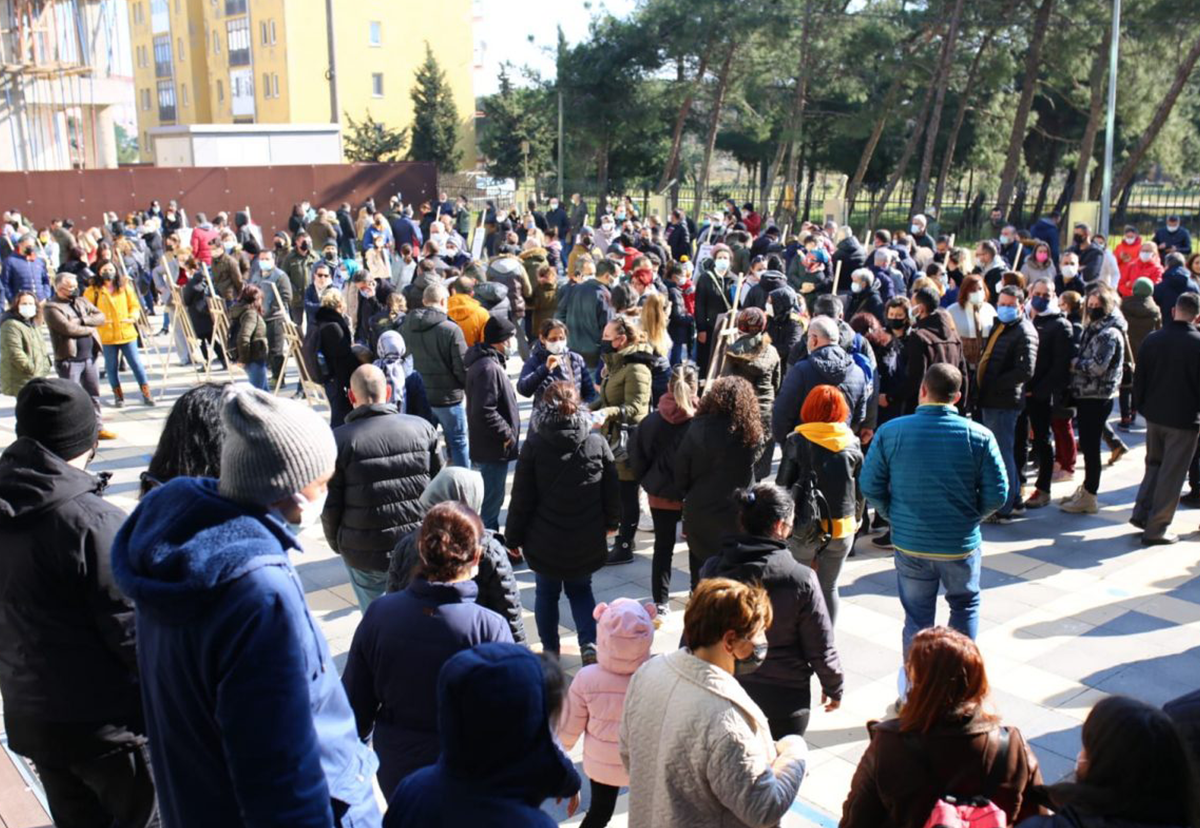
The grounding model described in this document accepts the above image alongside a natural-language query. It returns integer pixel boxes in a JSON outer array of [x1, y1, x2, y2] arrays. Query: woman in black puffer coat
[[505, 381, 619, 664], [631, 362, 698, 615], [386, 467, 526, 645]]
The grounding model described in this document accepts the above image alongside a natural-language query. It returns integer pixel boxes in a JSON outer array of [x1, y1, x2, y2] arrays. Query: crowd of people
[[0, 194, 1198, 828]]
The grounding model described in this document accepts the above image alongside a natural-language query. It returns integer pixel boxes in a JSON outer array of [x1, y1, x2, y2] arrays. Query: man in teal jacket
[[860, 363, 1007, 659]]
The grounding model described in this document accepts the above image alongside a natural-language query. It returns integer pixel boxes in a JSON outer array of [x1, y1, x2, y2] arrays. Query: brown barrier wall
[[0, 162, 437, 239]]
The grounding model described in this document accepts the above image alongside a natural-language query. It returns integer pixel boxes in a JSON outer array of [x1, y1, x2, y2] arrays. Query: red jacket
[[1114, 236, 1142, 284], [190, 226, 218, 265], [744, 211, 762, 238], [1119, 254, 1164, 297]]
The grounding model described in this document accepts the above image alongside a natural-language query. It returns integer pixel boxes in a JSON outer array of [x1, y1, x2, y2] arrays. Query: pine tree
[[408, 43, 462, 173], [478, 65, 554, 181], [343, 110, 407, 163]]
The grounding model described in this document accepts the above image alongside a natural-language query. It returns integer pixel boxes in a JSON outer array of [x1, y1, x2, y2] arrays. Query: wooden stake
[[831, 258, 844, 295]]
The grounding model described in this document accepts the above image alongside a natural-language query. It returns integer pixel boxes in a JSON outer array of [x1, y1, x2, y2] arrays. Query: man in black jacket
[[0, 379, 156, 827], [891, 288, 968, 416], [977, 286, 1038, 520], [401, 282, 470, 467], [465, 316, 521, 531], [1021, 278, 1076, 508], [323, 364, 442, 609], [1068, 222, 1105, 284], [1132, 292, 1200, 545]]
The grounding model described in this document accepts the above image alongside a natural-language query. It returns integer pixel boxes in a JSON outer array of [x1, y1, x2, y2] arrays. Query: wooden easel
[[203, 269, 234, 381], [830, 259, 844, 295], [168, 283, 210, 380], [268, 281, 328, 410], [702, 273, 745, 393]]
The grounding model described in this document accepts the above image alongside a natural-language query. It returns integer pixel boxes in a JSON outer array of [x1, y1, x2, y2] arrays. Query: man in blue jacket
[[112, 386, 381, 828], [1, 233, 52, 303], [860, 364, 1007, 661]]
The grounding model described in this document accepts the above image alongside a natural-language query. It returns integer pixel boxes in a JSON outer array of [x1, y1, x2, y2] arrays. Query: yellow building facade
[[127, 0, 476, 165]]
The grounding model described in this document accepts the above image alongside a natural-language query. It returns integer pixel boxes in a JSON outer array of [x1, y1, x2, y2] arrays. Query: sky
[[474, 0, 639, 97]]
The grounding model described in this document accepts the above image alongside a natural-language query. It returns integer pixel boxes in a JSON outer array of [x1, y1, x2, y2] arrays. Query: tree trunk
[[657, 46, 712, 197], [1054, 168, 1076, 216], [1032, 141, 1060, 218], [913, 0, 966, 215], [802, 141, 817, 222], [597, 136, 610, 204], [1107, 32, 1200, 200], [695, 41, 737, 219], [994, 0, 1055, 216], [1072, 24, 1112, 202], [932, 32, 992, 214], [760, 136, 787, 215], [774, 0, 815, 221], [868, 80, 937, 231]]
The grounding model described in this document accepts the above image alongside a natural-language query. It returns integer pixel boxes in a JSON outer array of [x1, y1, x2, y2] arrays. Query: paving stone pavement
[[3, 320, 1199, 827]]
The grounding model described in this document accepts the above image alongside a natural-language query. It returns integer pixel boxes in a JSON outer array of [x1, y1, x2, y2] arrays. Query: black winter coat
[[0, 438, 141, 737], [977, 317, 1038, 409], [464, 344, 520, 464], [630, 398, 693, 503], [847, 286, 885, 324], [698, 535, 843, 700], [743, 271, 788, 311], [315, 305, 357, 391], [776, 430, 863, 530], [767, 288, 805, 368], [721, 333, 781, 432], [505, 412, 620, 581], [831, 235, 868, 276], [895, 309, 969, 415], [386, 528, 527, 645], [323, 404, 443, 572], [1028, 311, 1076, 402], [694, 264, 732, 335], [401, 307, 468, 407], [1152, 265, 1200, 317], [1134, 320, 1200, 430], [676, 412, 762, 561]]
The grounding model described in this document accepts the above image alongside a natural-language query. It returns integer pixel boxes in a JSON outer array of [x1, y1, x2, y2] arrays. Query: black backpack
[[787, 437, 832, 548]]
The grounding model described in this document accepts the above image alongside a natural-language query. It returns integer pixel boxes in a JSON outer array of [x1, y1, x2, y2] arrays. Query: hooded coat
[[111, 478, 381, 828], [464, 343, 521, 464], [487, 255, 532, 321], [554, 278, 611, 361], [777, 422, 863, 540], [766, 288, 806, 368], [323, 403, 442, 572], [676, 412, 762, 563], [447, 293, 491, 347], [630, 391, 693, 508], [773, 344, 870, 446], [0, 438, 140, 741], [560, 599, 656, 786], [401, 307, 468, 407], [517, 340, 597, 431], [1120, 294, 1162, 356], [0, 312, 51, 395], [1070, 313, 1125, 400], [743, 270, 787, 311], [1119, 254, 1164, 297], [596, 342, 655, 481], [505, 410, 620, 581], [698, 535, 844, 703], [894, 308, 969, 415], [228, 301, 268, 364], [1152, 264, 1200, 317], [385, 468, 526, 644], [722, 332, 782, 436], [384, 643, 580, 828]]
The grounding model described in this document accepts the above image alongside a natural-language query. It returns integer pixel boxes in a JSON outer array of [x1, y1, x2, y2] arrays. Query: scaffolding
[[0, 0, 124, 170]]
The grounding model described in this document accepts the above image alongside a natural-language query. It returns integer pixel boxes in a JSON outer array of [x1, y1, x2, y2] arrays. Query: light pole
[[521, 139, 529, 196], [1099, 0, 1121, 237]]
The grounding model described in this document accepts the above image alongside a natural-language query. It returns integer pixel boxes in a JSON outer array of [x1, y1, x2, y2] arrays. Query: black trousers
[[1076, 398, 1113, 494], [580, 780, 620, 828], [650, 507, 681, 605], [8, 718, 158, 828], [1026, 397, 1055, 493], [744, 680, 813, 739], [618, 479, 640, 541]]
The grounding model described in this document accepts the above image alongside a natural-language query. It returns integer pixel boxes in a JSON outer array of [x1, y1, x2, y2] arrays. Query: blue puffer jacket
[[111, 478, 381, 828], [860, 404, 1008, 558], [772, 344, 869, 445], [384, 642, 580, 828]]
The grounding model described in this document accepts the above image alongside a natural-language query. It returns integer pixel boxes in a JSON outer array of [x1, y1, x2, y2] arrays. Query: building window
[[230, 68, 255, 117], [150, 0, 169, 33], [371, 73, 383, 97], [182, 84, 189, 107], [269, 20, 276, 44], [140, 88, 151, 111], [225, 0, 246, 14], [369, 21, 381, 46], [272, 73, 279, 97], [157, 80, 176, 122], [213, 29, 220, 53], [217, 79, 224, 102], [226, 17, 250, 66], [262, 71, 270, 98], [153, 35, 173, 78], [260, 21, 267, 44], [177, 36, 184, 61]]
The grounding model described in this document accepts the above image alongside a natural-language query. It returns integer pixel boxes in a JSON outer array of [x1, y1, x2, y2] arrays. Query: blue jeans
[[101, 342, 149, 391], [474, 461, 510, 531], [243, 360, 269, 391], [894, 549, 981, 656], [982, 407, 1020, 515], [344, 562, 389, 613], [431, 403, 470, 467], [534, 573, 598, 653]]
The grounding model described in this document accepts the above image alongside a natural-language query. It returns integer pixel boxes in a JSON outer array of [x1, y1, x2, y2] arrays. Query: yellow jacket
[[84, 283, 141, 345], [447, 294, 491, 347]]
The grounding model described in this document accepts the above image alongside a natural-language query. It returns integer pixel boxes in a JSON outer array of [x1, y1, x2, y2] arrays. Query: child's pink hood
[[595, 598, 655, 676]]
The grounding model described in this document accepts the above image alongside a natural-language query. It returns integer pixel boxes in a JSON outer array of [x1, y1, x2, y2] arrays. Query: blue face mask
[[1030, 296, 1050, 313], [996, 305, 1020, 324]]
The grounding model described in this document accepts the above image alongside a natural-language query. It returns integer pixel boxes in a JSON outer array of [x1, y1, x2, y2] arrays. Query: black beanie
[[15, 378, 98, 461], [484, 315, 516, 345]]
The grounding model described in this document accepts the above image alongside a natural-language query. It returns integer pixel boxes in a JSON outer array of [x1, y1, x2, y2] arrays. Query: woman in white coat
[[619, 577, 808, 828]]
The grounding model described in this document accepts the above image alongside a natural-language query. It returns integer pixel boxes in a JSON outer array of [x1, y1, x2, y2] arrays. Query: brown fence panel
[[0, 162, 437, 240]]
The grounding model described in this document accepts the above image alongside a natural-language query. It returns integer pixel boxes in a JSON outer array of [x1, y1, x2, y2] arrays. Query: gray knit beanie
[[218, 384, 336, 506]]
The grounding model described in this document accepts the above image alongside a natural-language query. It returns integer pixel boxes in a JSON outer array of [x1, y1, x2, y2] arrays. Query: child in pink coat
[[558, 598, 656, 828]]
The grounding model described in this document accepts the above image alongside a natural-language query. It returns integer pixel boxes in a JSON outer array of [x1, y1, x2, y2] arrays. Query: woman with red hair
[[774, 384, 862, 626], [842, 627, 1045, 827]]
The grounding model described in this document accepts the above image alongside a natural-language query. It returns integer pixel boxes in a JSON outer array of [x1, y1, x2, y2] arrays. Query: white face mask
[[544, 339, 567, 355], [1061, 265, 1078, 279], [910, 223, 921, 235], [273, 489, 327, 535], [1124, 235, 1136, 244], [259, 258, 274, 271], [18, 303, 36, 319], [968, 291, 984, 306], [851, 281, 864, 294], [1139, 251, 1153, 262], [714, 257, 730, 275]]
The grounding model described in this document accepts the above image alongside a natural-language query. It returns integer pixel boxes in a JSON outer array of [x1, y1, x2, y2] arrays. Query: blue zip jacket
[[111, 477, 381, 828], [859, 404, 1007, 558]]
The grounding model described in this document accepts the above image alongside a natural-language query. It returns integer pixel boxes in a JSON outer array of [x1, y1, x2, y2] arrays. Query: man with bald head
[[772, 314, 871, 446], [321, 364, 443, 610]]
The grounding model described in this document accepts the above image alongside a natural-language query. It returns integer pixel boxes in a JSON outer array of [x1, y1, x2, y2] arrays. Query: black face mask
[[297, 242, 309, 251], [1074, 234, 1087, 245], [733, 641, 768, 676], [274, 243, 286, 253], [324, 252, 336, 261], [599, 340, 616, 355], [1088, 306, 1105, 322], [886, 318, 907, 330]]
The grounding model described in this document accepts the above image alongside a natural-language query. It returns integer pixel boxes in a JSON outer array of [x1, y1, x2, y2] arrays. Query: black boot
[[605, 537, 634, 566]]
